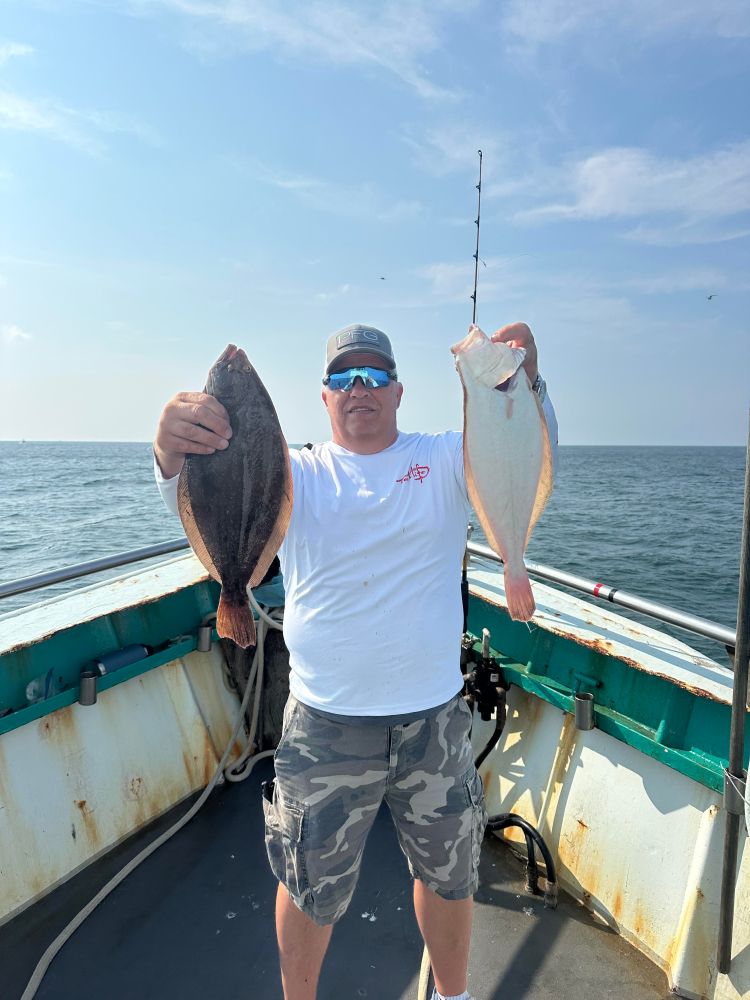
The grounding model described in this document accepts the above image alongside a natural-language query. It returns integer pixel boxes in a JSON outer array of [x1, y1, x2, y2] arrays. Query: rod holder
[[197, 624, 213, 652], [574, 692, 595, 731], [724, 768, 748, 817], [78, 670, 98, 706]]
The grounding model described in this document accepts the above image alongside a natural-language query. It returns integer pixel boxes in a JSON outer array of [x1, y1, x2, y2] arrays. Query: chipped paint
[[479, 686, 750, 1000], [0, 646, 244, 927]]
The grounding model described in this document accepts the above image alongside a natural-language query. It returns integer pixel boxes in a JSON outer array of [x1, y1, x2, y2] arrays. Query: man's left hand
[[491, 322, 538, 385]]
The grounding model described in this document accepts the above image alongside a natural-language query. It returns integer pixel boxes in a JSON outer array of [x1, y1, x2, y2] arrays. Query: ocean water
[[0, 441, 745, 664]]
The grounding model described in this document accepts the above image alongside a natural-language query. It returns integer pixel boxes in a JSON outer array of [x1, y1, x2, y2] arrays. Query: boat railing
[[0, 539, 191, 601], [468, 540, 736, 652], [0, 537, 737, 655]]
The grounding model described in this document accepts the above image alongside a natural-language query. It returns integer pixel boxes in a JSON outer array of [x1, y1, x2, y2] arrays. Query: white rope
[[224, 598, 284, 783], [417, 942, 433, 1000], [20, 617, 277, 1000], [247, 586, 285, 628]]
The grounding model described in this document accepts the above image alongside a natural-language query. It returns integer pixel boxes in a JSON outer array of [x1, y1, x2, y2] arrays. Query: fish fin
[[526, 393, 554, 546], [177, 466, 223, 582], [216, 593, 257, 648], [248, 447, 294, 588], [504, 565, 535, 622]]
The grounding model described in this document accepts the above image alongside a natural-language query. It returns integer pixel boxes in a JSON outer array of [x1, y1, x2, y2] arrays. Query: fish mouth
[[216, 344, 250, 368], [217, 344, 238, 364]]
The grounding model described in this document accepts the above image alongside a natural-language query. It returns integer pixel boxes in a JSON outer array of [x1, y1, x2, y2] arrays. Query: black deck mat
[[4, 758, 669, 999]]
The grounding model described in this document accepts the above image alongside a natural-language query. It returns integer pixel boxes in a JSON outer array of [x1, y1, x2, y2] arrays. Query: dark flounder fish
[[177, 344, 292, 647]]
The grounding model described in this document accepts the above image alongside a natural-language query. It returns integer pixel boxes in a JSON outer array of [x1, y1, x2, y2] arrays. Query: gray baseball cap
[[325, 324, 397, 376]]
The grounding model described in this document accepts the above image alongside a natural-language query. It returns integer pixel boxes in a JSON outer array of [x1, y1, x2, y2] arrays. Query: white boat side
[[0, 557, 747, 1000], [469, 567, 748, 1000]]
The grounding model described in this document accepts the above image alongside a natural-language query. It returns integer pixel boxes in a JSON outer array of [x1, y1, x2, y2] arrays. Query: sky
[[0, 0, 748, 446]]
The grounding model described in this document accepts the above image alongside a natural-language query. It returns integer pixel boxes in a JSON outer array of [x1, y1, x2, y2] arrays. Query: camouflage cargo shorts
[[262, 693, 488, 925]]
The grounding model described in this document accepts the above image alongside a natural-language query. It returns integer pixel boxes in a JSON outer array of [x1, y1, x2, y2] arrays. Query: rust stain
[[74, 798, 100, 846], [473, 586, 737, 705], [522, 689, 541, 726], [633, 901, 644, 939], [551, 714, 577, 789], [558, 814, 589, 876], [667, 887, 711, 995], [181, 749, 195, 783], [202, 727, 218, 785], [128, 776, 144, 799]]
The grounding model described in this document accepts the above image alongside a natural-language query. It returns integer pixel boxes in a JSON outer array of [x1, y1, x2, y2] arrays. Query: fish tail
[[216, 593, 257, 648], [504, 566, 536, 622]]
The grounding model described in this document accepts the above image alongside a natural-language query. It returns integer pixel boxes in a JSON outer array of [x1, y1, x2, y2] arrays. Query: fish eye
[[227, 364, 234, 372], [243, 364, 251, 373]]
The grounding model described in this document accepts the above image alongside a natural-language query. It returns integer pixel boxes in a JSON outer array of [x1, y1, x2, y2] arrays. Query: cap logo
[[337, 329, 381, 348]]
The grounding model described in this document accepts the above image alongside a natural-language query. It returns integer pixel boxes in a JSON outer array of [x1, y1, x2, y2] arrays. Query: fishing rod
[[462, 151, 484, 633], [470, 149, 483, 324]]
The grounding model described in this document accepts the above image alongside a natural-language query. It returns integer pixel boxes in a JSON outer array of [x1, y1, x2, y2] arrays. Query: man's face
[[322, 351, 403, 454]]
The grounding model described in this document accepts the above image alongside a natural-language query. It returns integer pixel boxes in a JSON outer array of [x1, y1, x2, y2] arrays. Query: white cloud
[[619, 269, 728, 295], [623, 223, 750, 247], [0, 41, 33, 66], [131, 0, 467, 99], [501, 0, 750, 45], [511, 142, 750, 243], [416, 256, 733, 312], [233, 157, 422, 222], [1, 324, 32, 344], [402, 122, 506, 177], [315, 283, 351, 302], [0, 89, 103, 153], [418, 254, 532, 305], [0, 89, 161, 153]]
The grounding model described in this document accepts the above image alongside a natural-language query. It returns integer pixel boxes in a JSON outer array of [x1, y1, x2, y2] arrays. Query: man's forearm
[[153, 445, 185, 481]]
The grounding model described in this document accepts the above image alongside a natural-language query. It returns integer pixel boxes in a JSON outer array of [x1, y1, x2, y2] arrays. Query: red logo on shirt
[[396, 463, 430, 484]]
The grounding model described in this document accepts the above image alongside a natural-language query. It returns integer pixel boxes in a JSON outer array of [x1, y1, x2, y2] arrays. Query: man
[[154, 323, 558, 1000]]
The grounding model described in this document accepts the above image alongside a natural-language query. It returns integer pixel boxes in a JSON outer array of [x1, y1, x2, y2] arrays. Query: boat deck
[[4, 757, 670, 1000]]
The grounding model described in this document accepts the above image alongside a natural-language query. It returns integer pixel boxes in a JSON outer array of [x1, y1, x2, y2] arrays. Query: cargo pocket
[[273, 698, 300, 764], [464, 767, 488, 880], [263, 785, 310, 901]]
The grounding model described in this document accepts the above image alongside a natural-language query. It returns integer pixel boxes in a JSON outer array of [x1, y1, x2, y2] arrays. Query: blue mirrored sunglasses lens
[[326, 367, 392, 390]]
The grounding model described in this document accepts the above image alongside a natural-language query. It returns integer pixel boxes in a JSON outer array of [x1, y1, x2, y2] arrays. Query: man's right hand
[[153, 392, 232, 479]]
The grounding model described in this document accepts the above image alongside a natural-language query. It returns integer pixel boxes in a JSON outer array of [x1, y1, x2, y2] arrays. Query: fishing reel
[[462, 627, 509, 724]]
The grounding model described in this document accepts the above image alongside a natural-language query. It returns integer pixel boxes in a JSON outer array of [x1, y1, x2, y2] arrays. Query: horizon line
[[0, 439, 745, 448]]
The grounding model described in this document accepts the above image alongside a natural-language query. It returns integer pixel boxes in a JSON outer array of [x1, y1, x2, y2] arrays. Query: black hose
[[487, 812, 558, 908], [474, 707, 504, 770]]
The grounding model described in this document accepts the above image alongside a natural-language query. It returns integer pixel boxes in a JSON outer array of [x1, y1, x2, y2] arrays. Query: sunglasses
[[322, 366, 396, 391]]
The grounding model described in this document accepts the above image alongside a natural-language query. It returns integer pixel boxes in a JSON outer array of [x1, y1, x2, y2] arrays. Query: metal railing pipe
[[0, 537, 738, 654], [0, 539, 190, 601], [717, 411, 750, 973], [467, 541, 737, 649]]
